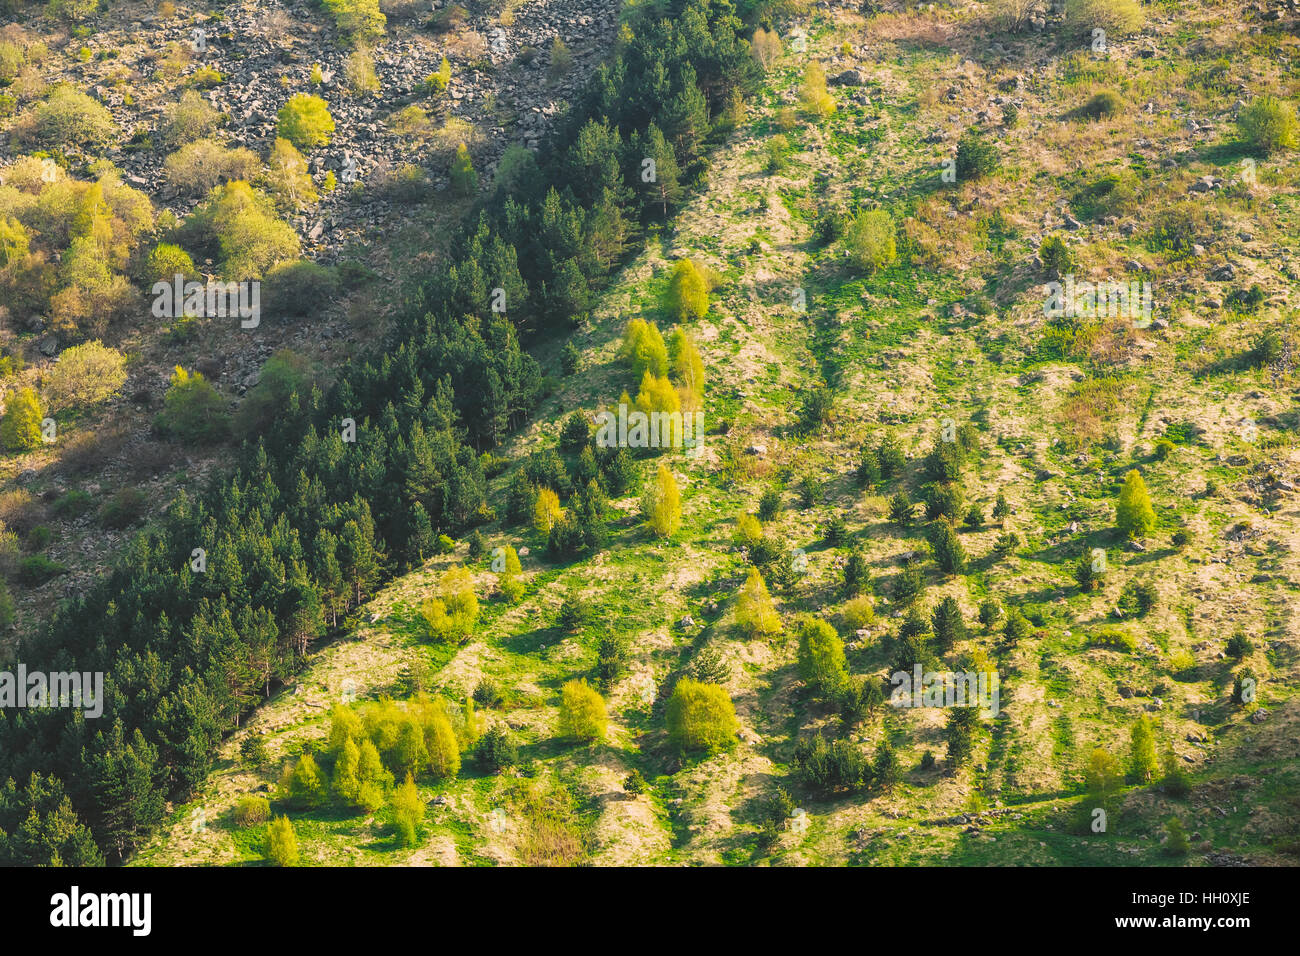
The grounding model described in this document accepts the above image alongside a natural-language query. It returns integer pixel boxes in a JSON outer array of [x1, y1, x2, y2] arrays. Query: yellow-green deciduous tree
[[799, 62, 835, 118], [796, 616, 848, 695], [390, 773, 424, 846], [558, 678, 607, 743], [265, 815, 299, 866], [419, 566, 479, 643], [533, 487, 562, 534], [1116, 470, 1156, 539], [735, 566, 781, 638], [423, 702, 461, 781], [41, 340, 126, 411], [620, 317, 668, 379], [666, 678, 738, 754], [1, 387, 43, 452], [1128, 714, 1158, 782], [642, 463, 681, 538], [667, 258, 708, 322], [845, 209, 897, 275], [276, 94, 335, 150], [496, 543, 524, 603]]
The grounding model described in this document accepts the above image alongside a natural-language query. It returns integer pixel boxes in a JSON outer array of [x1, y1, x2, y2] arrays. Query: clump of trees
[[0, 0, 763, 866]]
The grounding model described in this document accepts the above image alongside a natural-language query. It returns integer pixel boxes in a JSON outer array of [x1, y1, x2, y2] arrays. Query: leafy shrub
[[155, 366, 229, 444], [16, 553, 67, 585], [276, 94, 335, 150], [51, 489, 94, 519], [955, 129, 999, 180], [418, 567, 479, 643], [188, 66, 224, 89], [164, 139, 259, 197], [160, 90, 221, 148], [1147, 201, 1217, 256], [843, 209, 897, 274], [143, 242, 196, 285], [1089, 628, 1136, 653], [343, 48, 380, 96], [1064, 0, 1144, 35], [422, 57, 451, 95], [1, 386, 43, 451], [323, 0, 386, 45], [41, 340, 126, 412], [666, 678, 739, 754], [1236, 94, 1298, 155], [233, 795, 270, 827], [1226, 284, 1267, 312], [98, 487, 147, 529], [263, 261, 339, 317], [1077, 90, 1124, 120], [178, 181, 300, 279], [18, 85, 114, 150], [1115, 578, 1157, 618], [842, 594, 875, 629]]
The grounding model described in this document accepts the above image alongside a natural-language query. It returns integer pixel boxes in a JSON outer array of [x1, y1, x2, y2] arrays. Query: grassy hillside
[[134, 1, 1300, 867]]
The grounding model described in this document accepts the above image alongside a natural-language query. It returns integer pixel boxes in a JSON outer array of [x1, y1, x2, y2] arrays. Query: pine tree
[[1116, 470, 1156, 539], [929, 520, 967, 575], [409, 502, 434, 563], [843, 551, 870, 597], [992, 492, 1011, 525], [637, 121, 682, 219], [944, 707, 980, 772], [931, 596, 966, 652]]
